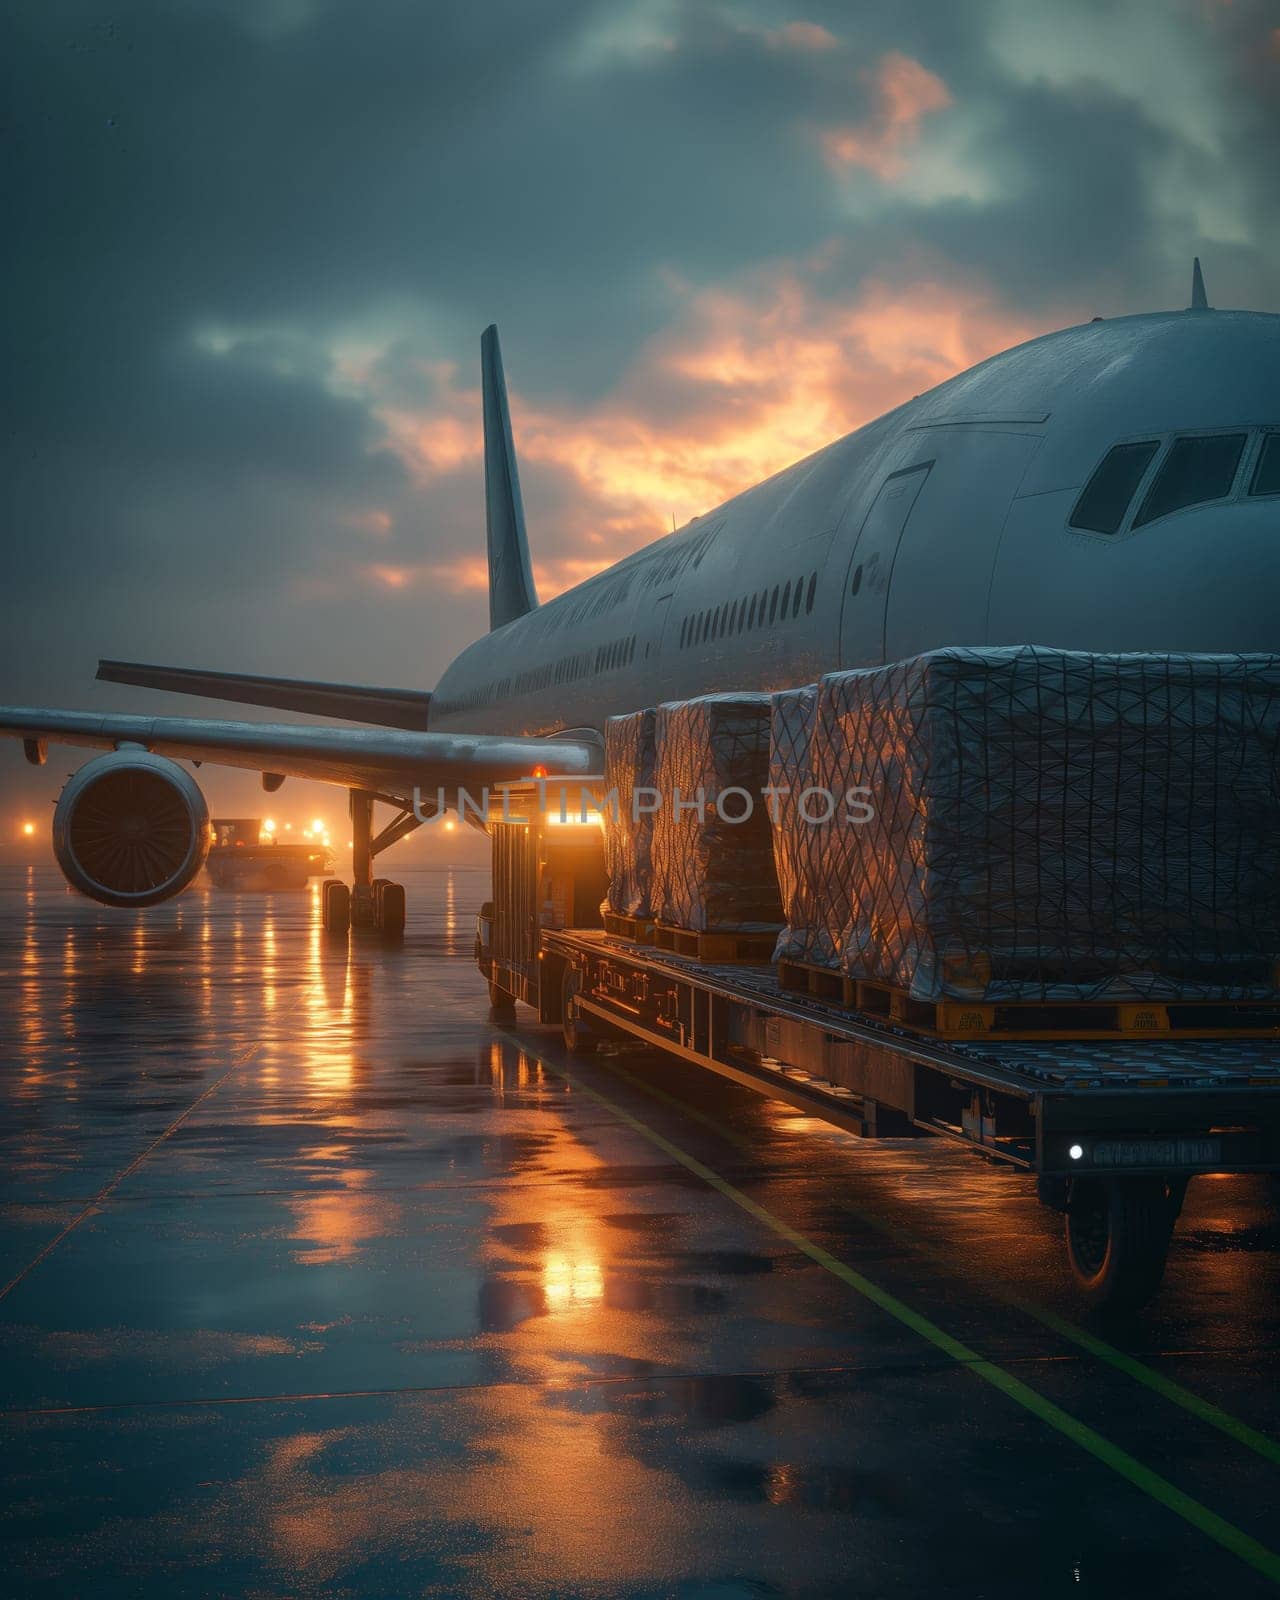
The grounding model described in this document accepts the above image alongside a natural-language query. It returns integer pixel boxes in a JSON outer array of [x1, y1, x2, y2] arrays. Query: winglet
[[481, 325, 538, 631], [1189, 256, 1209, 311]]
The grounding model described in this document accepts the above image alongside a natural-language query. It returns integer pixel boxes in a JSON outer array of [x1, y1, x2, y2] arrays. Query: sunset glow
[[821, 52, 953, 179], [357, 260, 1048, 601]]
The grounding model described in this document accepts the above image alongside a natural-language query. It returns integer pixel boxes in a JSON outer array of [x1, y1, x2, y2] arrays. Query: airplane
[[2, 261, 1276, 932]]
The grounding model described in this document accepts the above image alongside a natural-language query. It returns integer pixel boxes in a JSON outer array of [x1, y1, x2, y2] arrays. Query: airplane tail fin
[[481, 324, 538, 631], [1189, 256, 1210, 311]]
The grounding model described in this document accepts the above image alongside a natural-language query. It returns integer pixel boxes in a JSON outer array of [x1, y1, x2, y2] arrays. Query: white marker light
[[1069, 1143, 1084, 1161]]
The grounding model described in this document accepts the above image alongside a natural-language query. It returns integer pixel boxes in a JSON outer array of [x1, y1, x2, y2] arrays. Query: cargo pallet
[[478, 800, 1280, 1312], [604, 911, 777, 964], [775, 958, 1280, 1041]]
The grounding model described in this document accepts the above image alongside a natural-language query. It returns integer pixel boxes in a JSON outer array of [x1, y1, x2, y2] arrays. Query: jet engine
[[52, 750, 210, 907]]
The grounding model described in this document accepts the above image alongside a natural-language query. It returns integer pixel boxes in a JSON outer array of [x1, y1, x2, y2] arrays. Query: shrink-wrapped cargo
[[651, 694, 783, 932], [602, 708, 658, 917], [767, 684, 822, 963], [810, 647, 1280, 1001]]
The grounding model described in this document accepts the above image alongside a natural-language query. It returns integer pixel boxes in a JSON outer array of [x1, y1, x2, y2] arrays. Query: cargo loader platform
[[484, 890, 1280, 1309], [477, 795, 1280, 1310], [543, 928, 1280, 1175]]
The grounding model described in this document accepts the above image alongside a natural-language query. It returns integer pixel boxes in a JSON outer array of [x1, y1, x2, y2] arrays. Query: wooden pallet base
[[605, 912, 777, 964], [654, 924, 778, 963], [603, 911, 657, 943], [776, 959, 1280, 1040]]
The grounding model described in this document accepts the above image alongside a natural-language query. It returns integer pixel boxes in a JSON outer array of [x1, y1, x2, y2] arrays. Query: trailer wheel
[[1065, 1177, 1175, 1311], [488, 980, 517, 1024], [561, 966, 597, 1055]]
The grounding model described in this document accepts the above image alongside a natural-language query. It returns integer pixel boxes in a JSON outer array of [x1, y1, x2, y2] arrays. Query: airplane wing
[[0, 706, 601, 799], [96, 659, 434, 731]]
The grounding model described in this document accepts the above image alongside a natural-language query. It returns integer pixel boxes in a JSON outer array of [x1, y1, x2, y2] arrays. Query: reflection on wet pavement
[[1, 863, 1278, 1598]]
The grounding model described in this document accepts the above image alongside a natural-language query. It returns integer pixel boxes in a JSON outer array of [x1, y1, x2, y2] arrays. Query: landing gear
[[1064, 1176, 1183, 1311], [322, 790, 423, 940], [376, 880, 406, 936], [321, 879, 350, 936]]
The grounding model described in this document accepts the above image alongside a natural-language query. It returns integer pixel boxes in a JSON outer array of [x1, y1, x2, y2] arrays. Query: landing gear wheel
[[561, 965, 597, 1056], [1065, 1177, 1176, 1311], [321, 879, 350, 937], [377, 881, 406, 937]]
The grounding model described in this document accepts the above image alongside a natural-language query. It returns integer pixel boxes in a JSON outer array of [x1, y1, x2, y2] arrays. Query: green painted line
[[1022, 1305, 1280, 1468], [512, 1037, 1280, 1585], [602, 1055, 1280, 1470]]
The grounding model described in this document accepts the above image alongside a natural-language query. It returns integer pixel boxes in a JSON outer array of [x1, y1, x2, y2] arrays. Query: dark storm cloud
[[1, 0, 1277, 821]]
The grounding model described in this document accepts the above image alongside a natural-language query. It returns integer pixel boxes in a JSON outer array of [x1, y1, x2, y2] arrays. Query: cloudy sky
[[2, 0, 1278, 828]]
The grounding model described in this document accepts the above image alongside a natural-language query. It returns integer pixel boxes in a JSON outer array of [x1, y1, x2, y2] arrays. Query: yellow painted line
[[599, 1056, 1280, 1469], [603, 1055, 1280, 1470], [507, 1036, 1280, 1585]]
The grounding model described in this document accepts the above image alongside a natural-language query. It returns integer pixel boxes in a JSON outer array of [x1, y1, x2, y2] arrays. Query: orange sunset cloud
[[822, 51, 952, 178], [361, 261, 1048, 601]]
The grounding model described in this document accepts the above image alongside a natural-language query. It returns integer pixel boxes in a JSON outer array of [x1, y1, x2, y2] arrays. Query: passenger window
[[1252, 433, 1280, 497], [1134, 433, 1247, 527], [768, 587, 779, 624], [792, 578, 803, 619], [805, 571, 817, 614], [748, 595, 757, 629], [781, 580, 792, 618], [1070, 441, 1159, 534]]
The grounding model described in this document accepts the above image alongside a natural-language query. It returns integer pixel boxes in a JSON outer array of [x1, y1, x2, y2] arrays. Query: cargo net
[[769, 684, 823, 963], [774, 647, 1280, 1001], [602, 708, 659, 917], [651, 694, 784, 933]]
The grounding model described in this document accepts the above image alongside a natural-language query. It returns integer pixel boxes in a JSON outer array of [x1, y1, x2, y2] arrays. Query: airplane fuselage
[[430, 308, 1280, 737]]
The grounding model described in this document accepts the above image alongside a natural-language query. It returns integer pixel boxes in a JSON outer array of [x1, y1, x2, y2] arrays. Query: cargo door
[[839, 463, 931, 668]]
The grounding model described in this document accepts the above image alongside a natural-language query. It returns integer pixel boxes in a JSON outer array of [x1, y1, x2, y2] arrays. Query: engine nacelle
[[53, 750, 210, 908]]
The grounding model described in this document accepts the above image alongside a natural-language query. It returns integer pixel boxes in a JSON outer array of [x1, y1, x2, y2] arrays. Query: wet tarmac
[[1, 860, 1278, 1599]]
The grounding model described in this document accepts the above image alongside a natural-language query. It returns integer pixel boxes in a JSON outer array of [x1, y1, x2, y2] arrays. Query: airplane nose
[[1180, 500, 1280, 653]]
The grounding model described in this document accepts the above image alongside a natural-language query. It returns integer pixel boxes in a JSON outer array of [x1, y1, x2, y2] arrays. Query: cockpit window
[[1251, 433, 1280, 497], [1069, 441, 1159, 534], [1133, 432, 1246, 527]]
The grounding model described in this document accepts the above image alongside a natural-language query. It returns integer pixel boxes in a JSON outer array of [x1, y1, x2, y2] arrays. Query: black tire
[[561, 965, 597, 1055], [1065, 1177, 1175, 1312], [488, 980, 517, 1023], [322, 879, 350, 937], [378, 881, 406, 937]]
